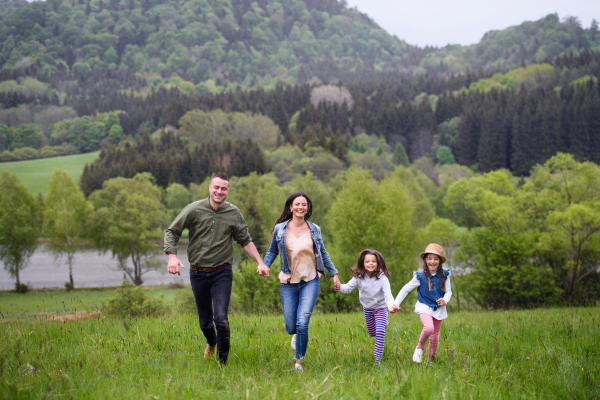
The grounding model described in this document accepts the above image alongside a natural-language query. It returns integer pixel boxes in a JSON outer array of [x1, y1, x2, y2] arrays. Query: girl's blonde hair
[[351, 249, 390, 280], [422, 254, 446, 291]]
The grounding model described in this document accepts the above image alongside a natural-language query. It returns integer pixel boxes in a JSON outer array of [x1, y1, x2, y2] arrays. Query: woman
[[261, 192, 340, 371]]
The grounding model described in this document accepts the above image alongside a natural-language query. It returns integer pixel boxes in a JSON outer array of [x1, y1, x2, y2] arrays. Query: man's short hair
[[211, 173, 230, 182]]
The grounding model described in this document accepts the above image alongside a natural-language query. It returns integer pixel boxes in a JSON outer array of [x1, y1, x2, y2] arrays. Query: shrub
[[102, 281, 168, 317], [232, 259, 281, 313], [15, 283, 29, 293], [174, 289, 197, 314], [65, 282, 74, 291]]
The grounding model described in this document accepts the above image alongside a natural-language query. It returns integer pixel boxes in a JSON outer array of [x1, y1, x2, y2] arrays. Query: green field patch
[[0, 292, 597, 399], [0, 151, 99, 195]]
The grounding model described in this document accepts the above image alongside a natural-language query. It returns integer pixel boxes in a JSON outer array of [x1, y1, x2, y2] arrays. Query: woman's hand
[[436, 298, 446, 306], [332, 274, 341, 290]]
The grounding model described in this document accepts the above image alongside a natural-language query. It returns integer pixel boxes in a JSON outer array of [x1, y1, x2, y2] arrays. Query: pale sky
[[345, 0, 599, 48]]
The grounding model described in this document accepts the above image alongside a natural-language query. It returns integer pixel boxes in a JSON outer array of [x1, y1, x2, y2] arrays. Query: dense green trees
[[0, 171, 42, 291], [88, 173, 167, 285], [43, 170, 90, 288]]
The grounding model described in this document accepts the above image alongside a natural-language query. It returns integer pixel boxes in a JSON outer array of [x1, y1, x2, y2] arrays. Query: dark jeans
[[190, 265, 233, 364]]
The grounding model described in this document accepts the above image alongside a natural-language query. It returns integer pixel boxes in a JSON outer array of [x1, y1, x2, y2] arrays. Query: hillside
[[0, 0, 409, 91]]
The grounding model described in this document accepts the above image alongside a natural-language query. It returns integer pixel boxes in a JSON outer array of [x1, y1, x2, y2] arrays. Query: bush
[[102, 281, 168, 317], [65, 282, 74, 291], [15, 283, 29, 293], [174, 289, 197, 314], [232, 259, 281, 313]]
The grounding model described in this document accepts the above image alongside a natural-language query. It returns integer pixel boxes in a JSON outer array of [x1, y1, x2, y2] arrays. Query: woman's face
[[425, 253, 441, 273], [289, 196, 308, 220]]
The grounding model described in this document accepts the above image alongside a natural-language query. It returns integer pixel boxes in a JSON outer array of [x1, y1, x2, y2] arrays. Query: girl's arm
[[394, 274, 420, 306], [262, 232, 280, 268], [442, 276, 452, 304], [337, 277, 358, 294], [381, 276, 396, 311]]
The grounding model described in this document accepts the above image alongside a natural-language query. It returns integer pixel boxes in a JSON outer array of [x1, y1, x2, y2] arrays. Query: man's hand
[[332, 274, 341, 290], [436, 298, 446, 306], [390, 304, 400, 313], [167, 254, 185, 275], [257, 263, 270, 277]]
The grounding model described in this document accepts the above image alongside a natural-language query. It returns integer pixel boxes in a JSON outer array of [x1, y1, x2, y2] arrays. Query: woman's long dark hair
[[273, 192, 313, 228]]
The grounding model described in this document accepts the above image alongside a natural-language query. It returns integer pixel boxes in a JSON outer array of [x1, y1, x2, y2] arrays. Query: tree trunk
[[68, 252, 75, 287]]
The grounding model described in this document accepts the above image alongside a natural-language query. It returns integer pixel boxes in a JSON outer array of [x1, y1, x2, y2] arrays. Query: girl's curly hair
[[422, 254, 446, 291]]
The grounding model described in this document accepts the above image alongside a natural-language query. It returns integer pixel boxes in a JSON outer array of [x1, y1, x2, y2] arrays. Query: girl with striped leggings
[[393, 243, 452, 363], [334, 249, 396, 363]]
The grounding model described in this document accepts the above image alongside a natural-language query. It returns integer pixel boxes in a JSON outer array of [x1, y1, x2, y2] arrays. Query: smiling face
[[209, 177, 229, 207], [425, 253, 441, 274], [289, 196, 308, 220], [364, 254, 378, 273]]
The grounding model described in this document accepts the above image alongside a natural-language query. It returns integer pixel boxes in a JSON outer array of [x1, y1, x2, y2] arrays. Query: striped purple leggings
[[363, 307, 388, 362]]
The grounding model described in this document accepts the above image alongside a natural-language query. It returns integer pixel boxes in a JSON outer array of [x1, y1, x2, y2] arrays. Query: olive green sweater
[[164, 198, 252, 268]]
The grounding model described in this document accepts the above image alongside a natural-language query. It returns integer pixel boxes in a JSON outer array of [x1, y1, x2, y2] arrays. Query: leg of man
[[373, 307, 388, 362], [280, 283, 300, 336], [211, 266, 233, 364], [294, 277, 320, 360], [190, 270, 217, 350], [428, 318, 443, 359], [363, 308, 376, 337], [418, 313, 434, 351]]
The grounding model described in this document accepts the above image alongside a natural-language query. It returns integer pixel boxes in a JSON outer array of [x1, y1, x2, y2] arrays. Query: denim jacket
[[415, 269, 450, 311], [263, 220, 338, 277]]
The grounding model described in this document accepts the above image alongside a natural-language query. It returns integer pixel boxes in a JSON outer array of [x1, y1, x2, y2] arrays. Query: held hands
[[256, 263, 270, 277], [390, 304, 400, 313], [333, 274, 341, 290], [436, 298, 446, 306], [167, 255, 185, 275]]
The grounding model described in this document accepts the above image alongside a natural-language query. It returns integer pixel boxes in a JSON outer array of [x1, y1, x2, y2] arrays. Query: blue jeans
[[280, 277, 320, 360]]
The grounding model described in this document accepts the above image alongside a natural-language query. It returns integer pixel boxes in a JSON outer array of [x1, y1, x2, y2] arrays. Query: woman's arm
[[337, 277, 358, 294], [394, 275, 420, 306], [262, 231, 280, 268], [317, 237, 339, 277]]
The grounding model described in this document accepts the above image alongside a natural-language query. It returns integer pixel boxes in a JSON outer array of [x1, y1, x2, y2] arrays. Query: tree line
[[2, 153, 599, 308]]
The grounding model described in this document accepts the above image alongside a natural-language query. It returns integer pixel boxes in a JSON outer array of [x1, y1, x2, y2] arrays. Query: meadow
[[0, 152, 99, 195], [0, 289, 598, 399]]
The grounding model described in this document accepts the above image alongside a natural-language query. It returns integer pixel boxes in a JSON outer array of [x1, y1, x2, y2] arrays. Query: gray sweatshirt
[[336, 272, 395, 310]]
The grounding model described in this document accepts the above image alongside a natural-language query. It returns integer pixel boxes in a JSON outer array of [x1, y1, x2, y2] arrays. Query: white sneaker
[[291, 334, 296, 350], [412, 346, 423, 363], [294, 363, 303, 372]]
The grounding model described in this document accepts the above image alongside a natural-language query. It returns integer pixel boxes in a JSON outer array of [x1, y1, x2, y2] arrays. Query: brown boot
[[204, 344, 216, 359]]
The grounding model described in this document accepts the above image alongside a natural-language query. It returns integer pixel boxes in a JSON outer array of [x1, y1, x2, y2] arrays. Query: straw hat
[[419, 243, 446, 263]]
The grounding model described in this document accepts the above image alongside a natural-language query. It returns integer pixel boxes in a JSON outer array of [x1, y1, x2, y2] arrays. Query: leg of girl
[[363, 308, 376, 337], [413, 313, 434, 363], [428, 318, 443, 360], [373, 307, 388, 362]]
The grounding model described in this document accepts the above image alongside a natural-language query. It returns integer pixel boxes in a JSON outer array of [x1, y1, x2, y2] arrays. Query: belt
[[190, 263, 230, 272]]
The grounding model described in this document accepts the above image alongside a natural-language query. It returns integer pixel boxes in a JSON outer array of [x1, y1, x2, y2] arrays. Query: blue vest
[[416, 269, 450, 311]]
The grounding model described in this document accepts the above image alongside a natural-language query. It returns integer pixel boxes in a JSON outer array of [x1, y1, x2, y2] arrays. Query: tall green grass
[[0, 288, 597, 399], [0, 151, 99, 194]]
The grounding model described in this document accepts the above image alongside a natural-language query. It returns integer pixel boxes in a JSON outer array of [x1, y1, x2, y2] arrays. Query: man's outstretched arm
[[243, 242, 269, 277]]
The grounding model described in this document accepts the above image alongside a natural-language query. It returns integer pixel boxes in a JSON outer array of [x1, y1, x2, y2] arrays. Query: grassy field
[[0, 289, 598, 399], [0, 151, 100, 195]]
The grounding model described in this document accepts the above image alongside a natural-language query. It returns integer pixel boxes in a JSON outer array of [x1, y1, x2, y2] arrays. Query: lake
[[0, 243, 190, 290]]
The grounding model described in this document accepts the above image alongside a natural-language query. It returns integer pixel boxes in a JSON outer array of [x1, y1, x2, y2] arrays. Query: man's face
[[209, 177, 229, 205]]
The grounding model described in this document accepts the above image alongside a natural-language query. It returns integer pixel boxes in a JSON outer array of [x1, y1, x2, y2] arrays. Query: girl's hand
[[436, 298, 446, 306], [333, 274, 341, 290], [390, 304, 400, 313]]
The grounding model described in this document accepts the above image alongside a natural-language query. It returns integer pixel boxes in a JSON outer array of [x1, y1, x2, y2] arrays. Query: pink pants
[[418, 313, 443, 358]]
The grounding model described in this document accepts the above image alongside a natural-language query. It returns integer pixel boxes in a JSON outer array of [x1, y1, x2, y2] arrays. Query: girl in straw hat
[[392, 243, 452, 363]]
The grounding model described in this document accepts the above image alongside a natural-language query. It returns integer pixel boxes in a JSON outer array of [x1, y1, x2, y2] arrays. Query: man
[[165, 173, 268, 365]]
